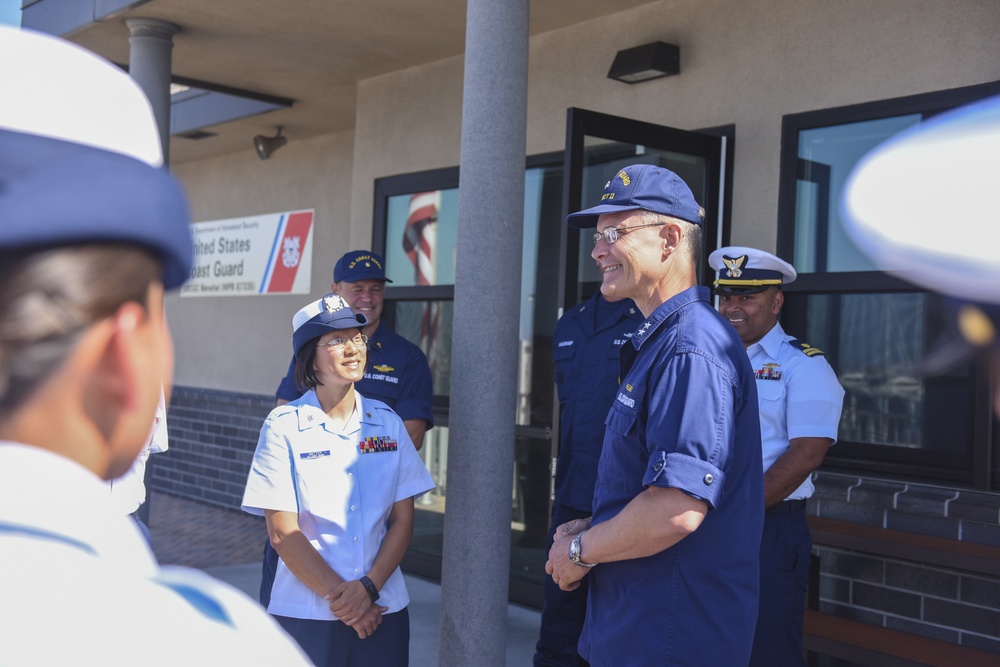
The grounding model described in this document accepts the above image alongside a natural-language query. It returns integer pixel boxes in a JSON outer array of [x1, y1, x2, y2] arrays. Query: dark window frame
[[777, 80, 1000, 489]]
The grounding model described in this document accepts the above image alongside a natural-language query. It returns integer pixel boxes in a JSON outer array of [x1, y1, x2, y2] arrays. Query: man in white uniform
[[710, 246, 845, 667], [0, 26, 310, 666], [108, 391, 168, 542]]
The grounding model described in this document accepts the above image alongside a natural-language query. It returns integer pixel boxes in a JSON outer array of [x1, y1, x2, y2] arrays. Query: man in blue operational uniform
[[275, 249, 433, 449], [266, 248, 434, 606], [710, 246, 845, 667], [534, 292, 641, 667], [0, 25, 309, 665], [546, 164, 764, 666], [842, 94, 1000, 418]]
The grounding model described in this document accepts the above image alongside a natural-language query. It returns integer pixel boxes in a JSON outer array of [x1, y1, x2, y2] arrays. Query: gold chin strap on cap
[[713, 279, 783, 288]]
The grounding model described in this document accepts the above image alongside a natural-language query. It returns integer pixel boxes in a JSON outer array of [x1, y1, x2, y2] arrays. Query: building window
[[777, 81, 1000, 488], [373, 156, 567, 602]]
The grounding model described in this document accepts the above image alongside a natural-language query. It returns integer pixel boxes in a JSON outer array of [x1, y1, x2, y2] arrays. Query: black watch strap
[[360, 575, 380, 603]]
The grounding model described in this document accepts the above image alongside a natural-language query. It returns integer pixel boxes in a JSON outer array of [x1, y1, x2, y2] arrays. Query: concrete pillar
[[126, 18, 179, 165], [438, 1, 529, 665]]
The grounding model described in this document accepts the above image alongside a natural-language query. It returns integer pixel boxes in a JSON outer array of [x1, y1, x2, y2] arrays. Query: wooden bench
[[804, 516, 1000, 666]]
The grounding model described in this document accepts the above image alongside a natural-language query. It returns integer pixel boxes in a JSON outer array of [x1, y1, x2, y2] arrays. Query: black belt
[[765, 499, 807, 515]]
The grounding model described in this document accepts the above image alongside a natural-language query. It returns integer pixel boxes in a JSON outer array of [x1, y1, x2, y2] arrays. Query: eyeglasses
[[592, 222, 666, 246], [317, 334, 369, 350]]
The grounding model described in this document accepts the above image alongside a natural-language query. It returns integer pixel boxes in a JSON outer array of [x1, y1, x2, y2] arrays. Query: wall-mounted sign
[[180, 209, 314, 297]]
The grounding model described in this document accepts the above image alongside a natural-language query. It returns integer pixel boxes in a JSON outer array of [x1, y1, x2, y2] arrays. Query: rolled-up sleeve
[[642, 352, 735, 509]]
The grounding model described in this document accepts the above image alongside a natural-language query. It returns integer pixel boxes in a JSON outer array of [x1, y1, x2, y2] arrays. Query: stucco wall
[[169, 130, 354, 393], [353, 0, 1000, 247], [169, 0, 1000, 395]]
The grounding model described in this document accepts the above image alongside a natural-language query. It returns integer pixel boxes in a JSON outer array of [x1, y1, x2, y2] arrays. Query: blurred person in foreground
[[0, 26, 310, 665], [841, 94, 1000, 415], [243, 294, 434, 666], [545, 164, 764, 666]]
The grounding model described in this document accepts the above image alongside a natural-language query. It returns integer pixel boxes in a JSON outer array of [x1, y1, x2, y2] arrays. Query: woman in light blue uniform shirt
[[243, 294, 434, 666]]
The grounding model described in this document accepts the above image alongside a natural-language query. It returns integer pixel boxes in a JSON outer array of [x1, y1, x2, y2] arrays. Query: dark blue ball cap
[[333, 250, 393, 284], [292, 294, 369, 359], [0, 130, 193, 289], [566, 163, 705, 228]]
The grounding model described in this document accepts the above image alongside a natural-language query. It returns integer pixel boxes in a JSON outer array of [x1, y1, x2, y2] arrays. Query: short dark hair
[[0, 244, 159, 418], [293, 338, 321, 392]]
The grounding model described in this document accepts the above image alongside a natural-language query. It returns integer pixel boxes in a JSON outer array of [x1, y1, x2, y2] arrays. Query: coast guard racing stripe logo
[[359, 436, 397, 454]]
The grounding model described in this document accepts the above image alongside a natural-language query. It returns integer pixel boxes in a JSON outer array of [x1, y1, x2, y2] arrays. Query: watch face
[[569, 532, 596, 567]]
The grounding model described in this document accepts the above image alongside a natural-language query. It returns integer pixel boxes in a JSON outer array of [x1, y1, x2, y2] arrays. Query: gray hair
[[636, 210, 703, 266]]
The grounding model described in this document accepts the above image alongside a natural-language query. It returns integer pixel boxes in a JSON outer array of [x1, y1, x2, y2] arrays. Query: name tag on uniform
[[359, 436, 397, 454], [300, 450, 331, 459]]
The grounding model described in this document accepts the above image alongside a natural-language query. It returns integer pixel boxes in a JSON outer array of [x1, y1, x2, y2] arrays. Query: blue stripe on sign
[[158, 581, 234, 627]]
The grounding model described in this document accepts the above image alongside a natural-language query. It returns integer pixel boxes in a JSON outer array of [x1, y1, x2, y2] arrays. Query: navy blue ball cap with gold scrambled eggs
[[333, 250, 394, 284], [566, 163, 706, 229], [841, 93, 1000, 367], [708, 246, 797, 295], [291, 294, 369, 359], [0, 26, 192, 289]]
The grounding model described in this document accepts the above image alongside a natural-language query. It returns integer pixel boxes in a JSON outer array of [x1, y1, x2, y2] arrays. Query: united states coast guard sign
[[181, 209, 314, 297]]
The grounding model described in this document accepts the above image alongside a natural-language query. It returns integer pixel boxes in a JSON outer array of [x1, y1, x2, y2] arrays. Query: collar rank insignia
[[754, 363, 782, 381], [359, 436, 397, 454], [723, 254, 747, 278]]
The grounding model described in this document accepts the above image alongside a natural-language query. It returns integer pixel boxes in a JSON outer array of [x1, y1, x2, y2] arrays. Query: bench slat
[[807, 516, 1000, 577], [804, 610, 1000, 667]]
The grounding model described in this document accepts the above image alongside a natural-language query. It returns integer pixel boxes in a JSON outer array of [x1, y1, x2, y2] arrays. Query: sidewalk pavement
[[148, 492, 541, 665]]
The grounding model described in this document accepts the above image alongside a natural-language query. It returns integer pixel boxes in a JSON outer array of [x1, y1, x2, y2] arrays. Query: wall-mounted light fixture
[[608, 41, 680, 84], [253, 126, 287, 160]]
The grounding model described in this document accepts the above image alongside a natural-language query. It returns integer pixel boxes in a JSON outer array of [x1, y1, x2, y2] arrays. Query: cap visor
[[566, 203, 642, 228]]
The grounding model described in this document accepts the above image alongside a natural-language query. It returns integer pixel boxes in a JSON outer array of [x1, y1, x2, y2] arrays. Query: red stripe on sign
[[266, 211, 313, 293]]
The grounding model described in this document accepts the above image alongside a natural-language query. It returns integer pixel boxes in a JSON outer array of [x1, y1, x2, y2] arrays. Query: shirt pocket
[[605, 385, 642, 436], [294, 448, 351, 521], [361, 373, 402, 404], [552, 343, 577, 404], [755, 377, 786, 404]]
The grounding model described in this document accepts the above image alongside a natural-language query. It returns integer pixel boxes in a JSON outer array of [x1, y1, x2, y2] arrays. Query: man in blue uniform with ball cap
[[709, 245, 844, 667], [545, 163, 763, 666]]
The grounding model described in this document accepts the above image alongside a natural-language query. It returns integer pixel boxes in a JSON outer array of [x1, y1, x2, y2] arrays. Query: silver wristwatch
[[569, 531, 597, 568]]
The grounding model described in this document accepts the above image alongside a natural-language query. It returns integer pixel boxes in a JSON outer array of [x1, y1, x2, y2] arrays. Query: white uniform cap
[[708, 246, 796, 294], [0, 25, 162, 166], [841, 94, 1000, 305]]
